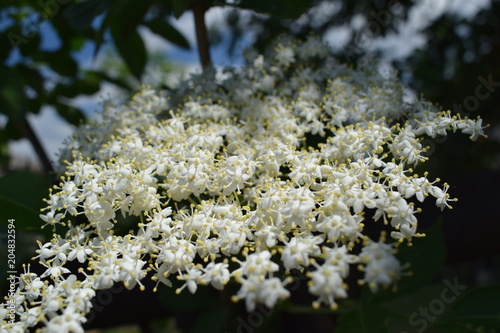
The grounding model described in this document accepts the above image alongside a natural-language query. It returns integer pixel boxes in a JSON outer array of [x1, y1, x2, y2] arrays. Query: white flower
[[281, 236, 322, 271], [84, 199, 115, 229], [39, 211, 64, 228], [254, 225, 279, 248], [68, 244, 94, 263], [20, 306, 42, 327], [430, 183, 456, 210], [35, 239, 70, 262], [46, 305, 86, 333], [201, 262, 231, 290], [274, 45, 295, 67], [156, 237, 196, 274], [280, 187, 316, 229], [391, 223, 418, 243], [234, 276, 290, 311], [322, 246, 358, 278], [460, 118, 487, 141], [177, 266, 203, 294], [216, 154, 256, 195], [308, 264, 348, 310], [390, 127, 426, 165], [359, 241, 402, 291], [315, 212, 363, 243], [118, 255, 147, 290], [40, 258, 71, 279], [234, 251, 279, 280], [20, 275, 44, 302], [362, 256, 402, 292], [92, 252, 120, 290]]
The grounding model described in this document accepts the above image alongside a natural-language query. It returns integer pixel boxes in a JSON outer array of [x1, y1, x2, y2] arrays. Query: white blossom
[[0, 35, 486, 332]]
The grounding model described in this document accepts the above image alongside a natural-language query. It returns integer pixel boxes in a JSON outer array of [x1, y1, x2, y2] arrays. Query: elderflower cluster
[[1, 35, 486, 332]]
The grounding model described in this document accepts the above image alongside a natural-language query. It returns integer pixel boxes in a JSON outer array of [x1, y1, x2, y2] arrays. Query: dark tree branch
[[193, 0, 212, 69], [17, 116, 54, 174]]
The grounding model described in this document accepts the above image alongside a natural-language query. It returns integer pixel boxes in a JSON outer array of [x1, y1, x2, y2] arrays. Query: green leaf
[[114, 0, 151, 40], [63, 0, 116, 30], [112, 29, 147, 80], [382, 282, 464, 333], [0, 171, 51, 231], [0, 128, 9, 166], [75, 72, 102, 96], [20, 32, 41, 55], [144, 18, 190, 49], [70, 36, 87, 51], [0, 196, 43, 231], [0, 85, 26, 118], [93, 11, 113, 59], [0, 67, 29, 119], [336, 303, 389, 333], [5, 119, 23, 140], [441, 285, 500, 329], [395, 221, 446, 291], [0, 31, 15, 60], [0, 171, 51, 211], [55, 103, 85, 126], [236, 0, 314, 19], [172, 0, 193, 18], [436, 322, 486, 333], [16, 65, 45, 95], [32, 50, 79, 77], [110, 27, 147, 80], [189, 306, 229, 333]]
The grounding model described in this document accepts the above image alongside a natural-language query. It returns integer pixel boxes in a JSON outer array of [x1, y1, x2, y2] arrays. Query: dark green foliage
[[0, 171, 51, 230], [440, 286, 500, 331]]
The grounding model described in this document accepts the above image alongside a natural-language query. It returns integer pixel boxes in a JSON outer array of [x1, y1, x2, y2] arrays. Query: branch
[[17, 116, 54, 174], [192, 0, 212, 69]]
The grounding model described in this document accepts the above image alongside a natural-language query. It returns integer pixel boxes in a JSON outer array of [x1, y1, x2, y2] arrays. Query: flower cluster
[[1, 35, 486, 332]]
